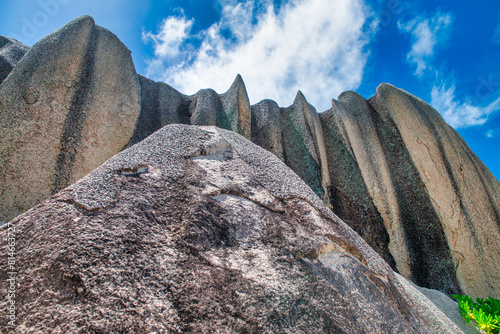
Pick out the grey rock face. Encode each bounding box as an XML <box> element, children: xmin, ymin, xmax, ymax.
<box><xmin>280</xmin><ymin>91</ymin><xmax>331</xmax><ymax>202</ymax></box>
<box><xmin>395</xmin><ymin>274</ymin><xmax>479</xmax><ymax>334</ymax></box>
<box><xmin>326</xmin><ymin>90</ymin><xmax>461</xmax><ymax>296</ymax></box>
<box><xmin>187</xmin><ymin>74</ymin><xmax>251</xmax><ymax>137</ymax></box>
<box><xmin>1</xmin><ymin>15</ymin><xmax>498</xmax><ymax>303</ymax></box>
<box><xmin>133</xmin><ymin>78</ymin><xmax>497</xmax><ymax>299</ymax></box>
<box><xmin>188</xmin><ymin>88</ymin><xmax>223</xmax><ymax>127</ymax></box>
<box><xmin>128</xmin><ymin>75</ymin><xmax>190</xmax><ymax>146</ymax></box>
<box><xmin>130</xmin><ymin>74</ymin><xmax>252</xmax><ymax>147</ymax></box>
<box><xmin>219</xmin><ymin>74</ymin><xmax>252</xmax><ymax>139</ymax></box>
<box><xmin>0</xmin><ymin>16</ymin><xmax>140</xmax><ymax>222</ymax></box>
<box><xmin>1</xmin><ymin>124</ymin><xmax>440</xmax><ymax>333</ymax></box>
<box><xmin>0</xmin><ymin>36</ymin><xmax>29</xmax><ymax>84</ymax></box>
<box><xmin>320</xmin><ymin>100</ymin><xmax>396</xmax><ymax>270</ymax></box>
<box><xmin>251</xmin><ymin>99</ymin><xmax>284</xmax><ymax>160</ymax></box>
<box><xmin>368</xmin><ymin>83</ymin><xmax>500</xmax><ymax>299</ymax></box>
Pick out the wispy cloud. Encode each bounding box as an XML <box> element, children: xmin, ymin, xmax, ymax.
<box><xmin>486</xmin><ymin>129</ymin><xmax>498</xmax><ymax>138</ymax></box>
<box><xmin>431</xmin><ymin>80</ymin><xmax>500</xmax><ymax>128</ymax></box>
<box><xmin>142</xmin><ymin>15</ymin><xmax>194</xmax><ymax>59</ymax></box>
<box><xmin>142</xmin><ymin>0</ymin><xmax>375</xmax><ymax>110</ymax></box>
<box><xmin>396</xmin><ymin>10</ymin><xmax>500</xmax><ymax>129</ymax></box>
<box><xmin>398</xmin><ymin>11</ymin><xmax>453</xmax><ymax>76</ymax></box>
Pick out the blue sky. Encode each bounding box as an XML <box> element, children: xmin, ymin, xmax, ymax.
<box><xmin>1</xmin><ymin>0</ymin><xmax>500</xmax><ymax>180</ymax></box>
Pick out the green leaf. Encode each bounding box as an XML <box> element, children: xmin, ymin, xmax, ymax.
<box><xmin>485</xmin><ymin>297</ymin><xmax>500</xmax><ymax>315</ymax></box>
<box><xmin>473</xmin><ymin>308</ymin><xmax>499</xmax><ymax>334</ymax></box>
<box><xmin>454</xmin><ymin>294</ymin><xmax>500</xmax><ymax>333</ymax></box>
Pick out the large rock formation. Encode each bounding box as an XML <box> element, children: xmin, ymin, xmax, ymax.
<box><xmin>129</xmin><ymin>73</ymin><xmax>252</xmax><ymax>146</ymax></box>
<box><xmin>1</xmin><ymin>15</ymin><xmax>498</xmax><ymax>302</ymax></box>
<box><xmin>322</xmin><ymin>90</ymin><xmax>462</xmax><ymax>295</ymax></box>
<box><xmin>0</xmin><ymin>16</ymin><xmax>141</xmax><ymax>222</ymax></box>
<box><xmin>0</xmin><ymin>36</ymin><xmax>29</xmax><ymax>84</ymax></box>
<box><xmin>368</xmin><ymin>84</ymin><xmax>500</xmax><ymax>299</ymax></box>
<box><xmin>321</xmin><ymin>85</ymin><xmax>500</xmax><ymax>299</ymax></box>
<box><xmin>1</xmin><ymin>124</ymin><xmax>470</xmax><ymax>333</ymax></box>
<box><xmin>132</xmin><ymin>78</ymin><xmax>500</xmax><ymax>299</ymax></box>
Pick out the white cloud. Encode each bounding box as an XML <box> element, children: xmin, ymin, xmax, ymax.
<box><xmin>398</xmin><ymin>11</ymin><xmax>453</xmax><ymax>77</ymax></box>
<box><xmin>399</xmin><ymin>11</ymin><xmax>500</xmax><ymax>129</ymax></box>
<box><xmin>486</xmin><ymin>129</ymin><xmax>498</xmax><ymax>138</ymax></box>
<box><xmin>142</xmin><ymin>0</ymin><xmax>374</xmax><ymax>111</ymax></box>
<box><xmin>142</xmin><ymin>16</ymin><xmax>194</xmax><ymax>58</ymax></box>
<box><xmin>431</xmin><ymin>81</ymin><xmax>500</xmax><ymax>128</ymax></box>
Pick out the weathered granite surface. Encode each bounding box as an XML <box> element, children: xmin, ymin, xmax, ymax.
<box><xmin>0</xmin><ymin>16</ymin><xmax>140</xmax><ymax>222</ymax></box>
<box><xmin>368</xmin><ymin>84</ymin><xmax>500</xmax><ymax>299</ymax></box>
<box><xmin>395</xmin><ymin>274</ymin><xmax>478</xmax><ymax>334</ymax></box>
<box><xmin>132</xmin><ymin>76</ymin><xmax>500</xmax><ymax>299</ymax></box>
<box><xmin>1</xmin><ymin>16</ymin><xmax>498</xmax><ymax>301</ymax></box>
<box><xmin>0</xmin><ymin>124</ymin><xmax>450</xmax><ymax>333</ymax></box>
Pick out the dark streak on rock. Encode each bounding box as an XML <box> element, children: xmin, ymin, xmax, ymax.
<box><xmin>319</xmin><ymin>108</ymin><xmax>397</xmax><ymax>270</ymax></box>
<box><xmin>369</xmin><ymin>97</ymin><xmax>462</xmax><ymax>296</ymax></box>
<box><xmin>52</xmin><ymin>26</ymin><xmax>97</xmax><ymax>194</ymax></box>
<box><xmin>129</xmin><ymin>75</ymin><xmax>162</xmax><ymax>145</ymax></box>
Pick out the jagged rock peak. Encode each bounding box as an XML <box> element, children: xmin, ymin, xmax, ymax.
<box><xmin>228</xmin><ymin>73</ymin><xmax>245</xmax><ymax>90</ymax></box>
<box><xmin>220</xmin><ymin>74</ymin><xmax>252</xmax><ymax>139</ymax></box>
<box><xmin>292</xmin><ymin>89</ymin><xmax>317</xmax><ymax>111</ymax></box>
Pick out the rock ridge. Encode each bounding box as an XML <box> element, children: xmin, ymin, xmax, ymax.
<box><xmin>0</xmin><ymin>124</ymin><xmax>446</xmax><ymax>333</ymax></box>
<box><xmin>1</xmin><ymin>16</ymin><xmax>499</xmax><ymax>301</ymax></box>
<box><xmin>133</xmin><ymin>75</ymin><xmax>500</xmax><ymax>299</ymax></box>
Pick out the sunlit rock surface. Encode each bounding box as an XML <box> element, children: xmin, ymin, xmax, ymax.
<box><xmin>0</xmin><ymin>124</ymin><xmax>445</xmax><ymax>333</ymax></box>
<box><xmin>1</xmin><ymin>16</ymin><xmax>499</xmax><ymax>301</ymax></box>
<box><xmin>0</xmin><ymin>16</ymin><xmax>140</xmax><ymax>222</ymax></box>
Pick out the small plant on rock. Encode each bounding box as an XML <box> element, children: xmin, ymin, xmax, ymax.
<box><xmin>453</xmin><ymin>294</ymin><xmax>500</xmax><ymax>334</ymax></box>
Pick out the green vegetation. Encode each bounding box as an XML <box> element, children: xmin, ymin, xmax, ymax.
<box><xmin>453</xmin><ymin>294</ymin><xmax>500</xmax><ymax>334</ymax></box>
